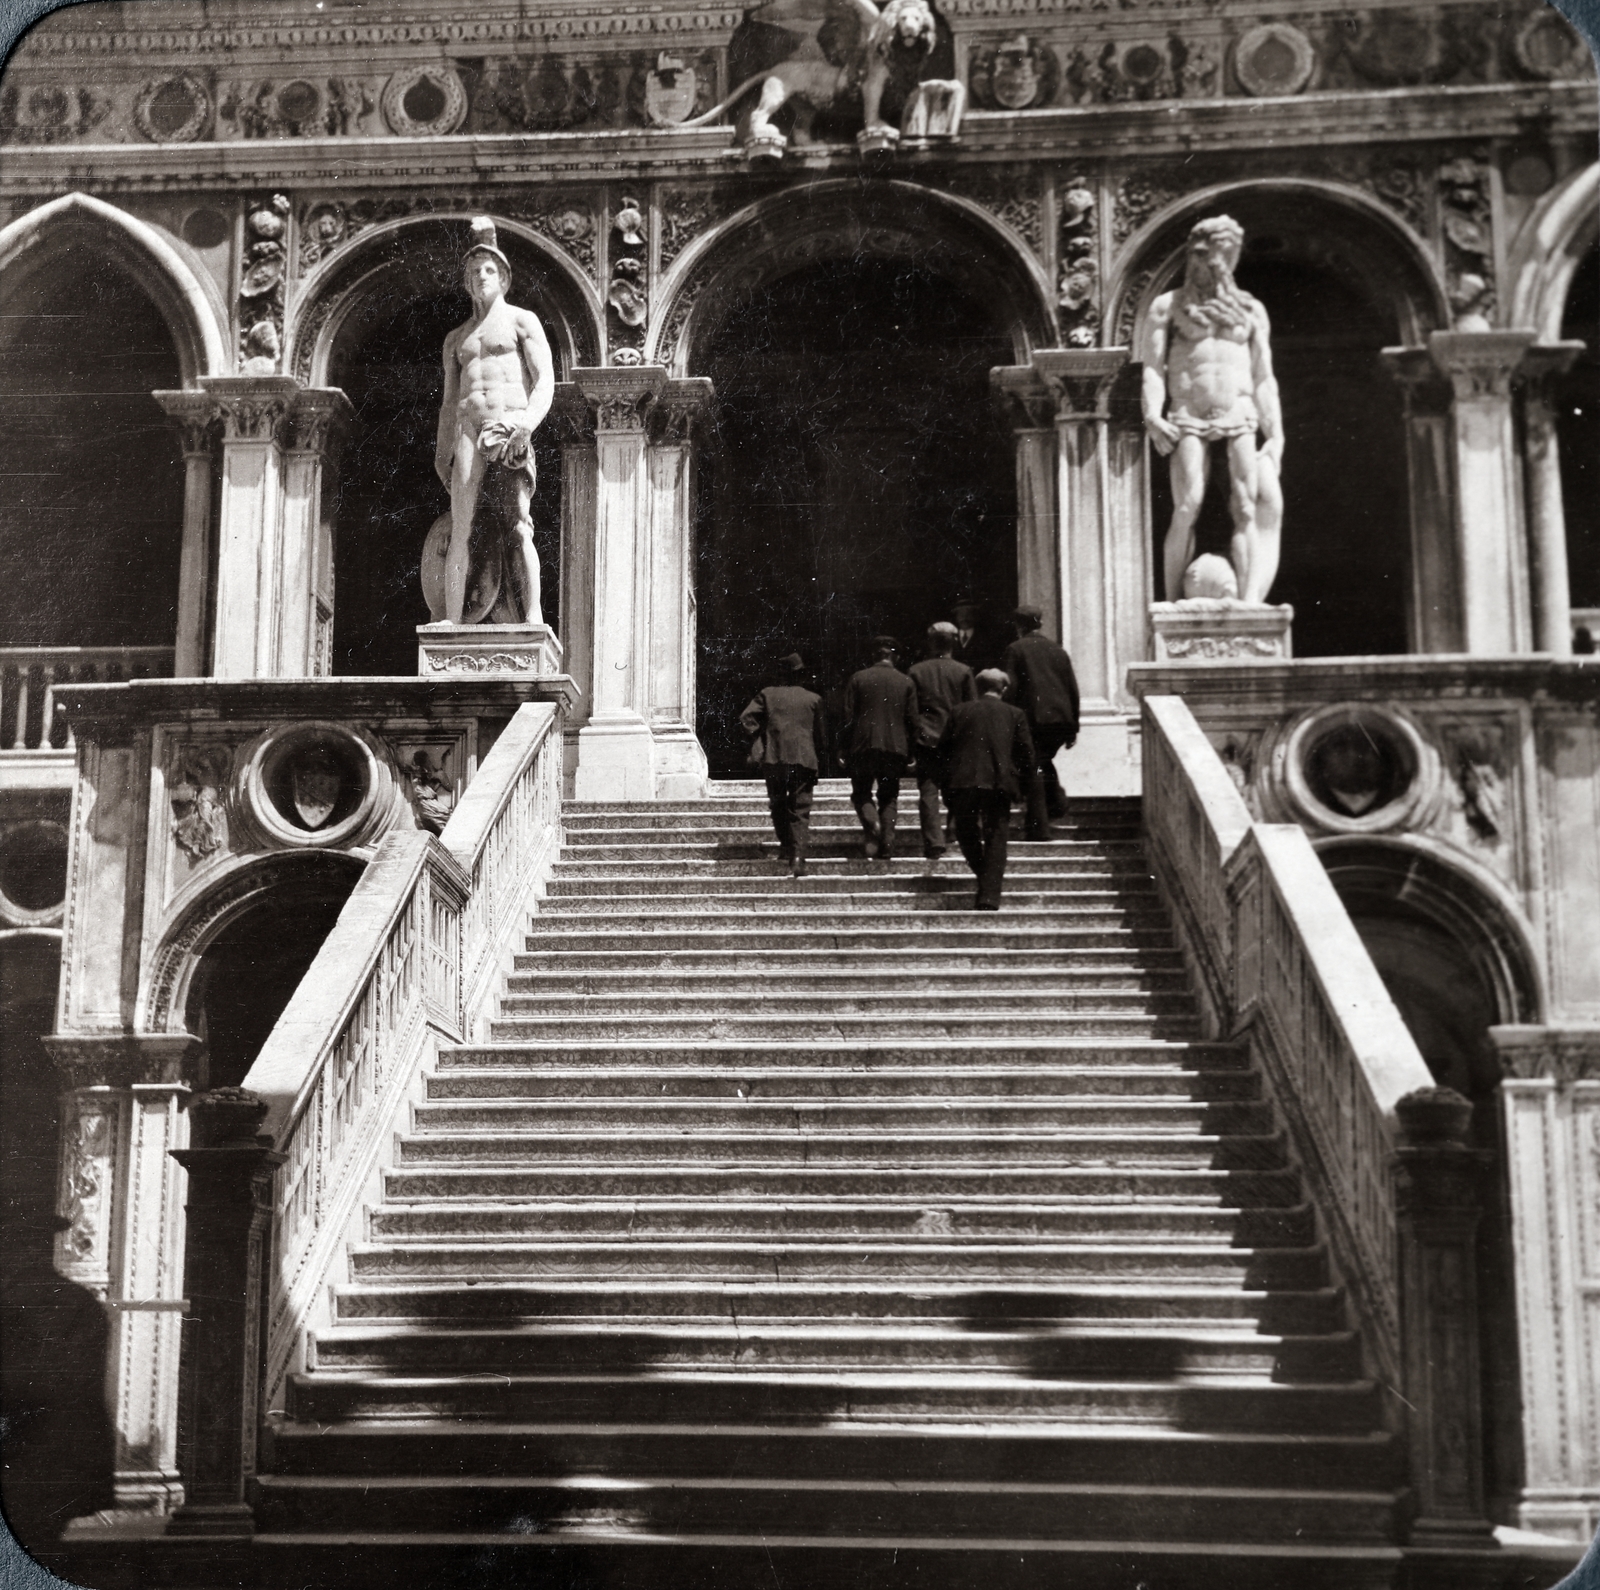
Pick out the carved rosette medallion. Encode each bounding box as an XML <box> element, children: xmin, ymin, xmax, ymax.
<box><xmin>1232</xmin><ymin>24</ymin><xmax>1317</xmax><ymax>97</ymax></box>
<box><xmin>381</xmin><ymin>66</ymin><xmax>468</xmax><ymax>137</ymax></box>
<box><xmin>134</xmin><ymin>74</ymin><xmax>212</xmax><ymax>143</ymax></box>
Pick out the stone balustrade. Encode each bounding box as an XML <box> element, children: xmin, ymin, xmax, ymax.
<box><xmin>0</xmin><ymin>645</ymin><xmax>172</xmax><ymax>756</ymax></box>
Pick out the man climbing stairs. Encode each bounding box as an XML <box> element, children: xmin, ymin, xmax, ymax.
<box><xmin>253</xmin><ymin>784</ymin><xmax>1404</xmax><ymax>1588</ymax></box>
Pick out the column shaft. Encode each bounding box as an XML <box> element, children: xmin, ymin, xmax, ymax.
<box><xmin>1520</xmin><ymin>345</ymin><xmax>1585</xmax><ymax>657</ymax></box>
<box><xmin>278</xmin><ymin>391</ymin><xmax>350</xmax><ymax>676</ymax></box>
<box><xmin>153</xmin><ymin>392</ymin><xmax>220</xmax><ymax>678</ymax></box>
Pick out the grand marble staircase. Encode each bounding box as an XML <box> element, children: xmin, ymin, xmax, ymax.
<box><xmin>253</xmin><ymin>784</ymin><xmax>1404</xmax><ymax>1587</ymax></box>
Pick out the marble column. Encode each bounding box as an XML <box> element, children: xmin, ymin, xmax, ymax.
<box><xmin>1427</xmin><ymin>331</ymin><xmax>1537</xmax><ymax>655</ymax></box>
<box><xmin>279</xmin><ymin>389</ymin><xmax>351</xmax><ymax>677</ymax></box>
<box><xmin>571</xmin><ymin>367</ymin><xmax>667</xmax><ymax>802</ymax></box>
<box><xmin>552</xmin><ymin>386</ymin><xmax>598</xmax><ymax>791</ymax></box>
<box><xmin>197</xmin><ymin>377</ymin><xmax>301</xmax><ymax>680</ymax></box>
<box><xmin>991</xmin><ymin>366</ymin><xmax>1060</xmax><ymax>639</ymax></box>
<box><xmin>1380</xmin><ymin>348</ymin><xmax>1463</xmax><ymax>655</ymax></box>
<box><xmin>1491</xmin><ymin>1025</ymin><xmax>1600</xmax><ymax>1543</ymax></box>
<box><xmin>1519</xmin><ymin>343</ymin><xmax>1585</xmax><ymax>658</ymax></box>
<box><xmin>152</xmin><ymin>392</ymin><xmax>219</xmax><ymax>679</ymax></box>
<box><xmin>647</xmin><ymin>378</ymin><xmax>713</xmax><ymax>799</ymax></box>
<box><xmin>43</xmin><ymin>1033</ymin><xmax>199</xmax><ymax>1517</ymax></box>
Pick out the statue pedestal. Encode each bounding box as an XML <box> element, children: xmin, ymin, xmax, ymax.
<box><xmin>416</xmin><ymin>622</ymin><xmax>564</xmax><ymax>678</ymax></box>
<box><xmin>1149</xmin><ymin>600</ymin><xmax>1294</xmax><ymax>661</ymax></box>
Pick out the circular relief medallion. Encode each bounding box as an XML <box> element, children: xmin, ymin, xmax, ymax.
<box><xmin>381</xmin><ymin>66</ymin><xmax>467</xmax><ymax>137</ymax></box>
<box><xmin>134</xmin><ymin>73</ymin><xmax>212</xmax><ymax>143</ymax></box>
<box><xmin>1282</xmin><ymin>706</ymin><xmax>1433</xmax><ymax>834</ymax></box>
<box><xmin>1233</xmin><ymin>23</ymin><xmax>1315</xmax><ymax>97</ymax></box>
<box><xmin>243</xmin><ymin>723</ymin><xmax>384</xmax><ymax>849</ymax></box>
<box><xmin>0</xmin><ymin>819</ymin><xmax>69</xmax><ymax>927</ymax></box>
<box><xmin>1513</xmin><ymin>9</ymin><xmax>1590</xmax><ymax>80</ymax></box>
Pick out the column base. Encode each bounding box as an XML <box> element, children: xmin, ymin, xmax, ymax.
<box><xmin>1061</xmin><ymin>710</ymin><xmax>1141</xmax><ymax>798</ymax></box>
<box><xmin>109</xmin><ymin>1472</ymin><xmax>185</xmax><ymax>1517</ymax></box>
<box><xmin>1149</xmin><ymin>600</ymin><xmax>1294</xmax><ymax>661</ymax></box>
<box><xmin>164</xmin><ymin>1502</ymin><xmax>256</xmax><ymax>1538</ymax></box>
<box><xmin>574</xmin><ymin>716</ymin><xmax>656</xmax><ymax>802</ymax></box>
<box><xmin>417</xmin><ymin>622</ymin><xmax>564</xmax><ymax>678</ymax></box>
<box><xmin>1516</xmin><ymin>1494</ymin><xmax>1600</xmax><ymax>1543</ymax></box>
<box><xmin>652</xmin><ymin>723</ymin><xmax>708</xmax><ymax>800</ymax></box>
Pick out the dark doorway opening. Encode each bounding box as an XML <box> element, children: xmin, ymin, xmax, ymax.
<box><xmin>0</xmin><ymin>247</ymin><xmax>184</xmax><ymax>648</ymax></box>
<box><xmin>0</xmin><ymin>936</ymin><xmax>115</xmax><ymax>1555</ymax></box>
<box><xmin>1146</xmin><ymin>224</ymin><xmax>1410</xmax><ymax>659</ymax></box>
<box><xmin>184</xmin><ymin>867</ymin><xmax>357</xmax><ymax>1091</ymax></box>
<box><xmin>328</xmin><ymin>257</ymin><xmax>562</xmax><ymax>678</ymax></box>
<box><xmin>1558</xmin><ymin>241</ymin><xmax>1598</xmax><ymax>624</ymax></box>
<box><xmin>694</xmin><ymin>258</ymin><xmax>1016</xmax><ymax>777</ymax></box>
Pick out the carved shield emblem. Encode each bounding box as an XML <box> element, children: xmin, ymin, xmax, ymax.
<box><xmin>645</xmin><ymin>55</ymin><xmax>698</xmax><ymax>125</ymax></box>
<box><xmin>290</xmin><ymin>746</ymin><xmax>344</xmax><ymax>830</ymax></box>
<box><xmin>992</xmin><ymin>37</ymin><xmax>1040</xmax><ymax>108</ymax></box>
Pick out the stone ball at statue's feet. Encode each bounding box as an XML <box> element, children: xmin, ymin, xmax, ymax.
<box><xmin>1182</xmin><ymin>554</ymin><xmax>1239</xmax><ymax>601</ymax></box>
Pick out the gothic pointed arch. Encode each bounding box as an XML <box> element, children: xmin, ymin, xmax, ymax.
<box><xmin>0</xmin><ymin>192</ymin><xmax>228</xmax><ymax>384</ymax></box>
<box><xmin>650</xmin><ymin>178</ymin><xmax>1056</xmax><ymax>375</ymax></box>
<box><xmin>1505</xmin><ymin>160</ymin><xmax>1598</xmax><ymax>338</ymax></box>
<box><xmin>287</xmin><ymin>212</ymin><xmax>604</xmax><ymax>386</ymax></box>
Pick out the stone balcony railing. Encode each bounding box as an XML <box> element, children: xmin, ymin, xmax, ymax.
<box><xmin>0</xmin><ymin>646</ymin><xmax>174</xmax><ymax>765</ymax></box>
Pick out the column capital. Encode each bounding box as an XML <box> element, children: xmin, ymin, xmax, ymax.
<box><xmin>1379</xmin><ymin>345</ymin><xmax>1454</xmax><ymax>418</ymax></box>
<box><xmin>989</xmin><ymin>365</ymin><xmax>1055</xmax><ymax>430</ymax></box>
<box><xmin>43</xmin><ymin>1032</ymin><xmax>201</xmax><ymax>1089</ymax></box>
<box><xmin>153</xmin><ymin>389</ymin><xmax>221</xmax><ymax>456</ymax></box>
<box><xmin>572</xmin><ymin>365</ymin><xmax>670</xmax><ymax>432</ymax></box>
<box><xmin>285</xmin><ymin>386</ymin><xmax>352</xmax><ymax>458</ymax></box>
<box><xmin>198</xmin><ymin>375</ymin><xmax>304</xmax><ymax>444</ymax></box>
<box><xmin>1426</xmin><ymin>329</ymin><xmax>1538</xmax><ymax>402</ymax></box>
<box><xmin>1491</xmin><ymin>1022</ymin><xmax>1600</xmax><ymax>1086</ymax></box>
<box><xmin>1032</xmin><ymin>347</ymin><xmax>1132</xmax><ymax>421</ymax></box>
<box><xmin>1517</xmin><ymin>340</ymin><xmax>1586</xmax><ymax>410</ymax></box>
<box><xmin>649</xmin><ymin>377</ymin><xmax>714</xmax><ymax>446</ymax></box>
<box><xmin>548</xmin><ymin>382</ymin><xmax>595</xmax><ymax>446</ymax></box>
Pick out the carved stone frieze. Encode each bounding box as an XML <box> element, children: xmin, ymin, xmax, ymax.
<box><xmin>1056</xmin><ymin>173</ymin><xmax>1099</xmax><ymax>347</ymax></box>
<box><xmin>940</xmin><ymin>165</ymin><xmax>1044</xmax><ymax>257</ymax></box>
<box><xmin>0</xmin><ymin>80</ymin><xmax>110</xmax><ymax>145</ymax></box>
<box><xmin>134</xmin><ymin>74</ymin><xmax>213</xmax><ymax>143</ymax></box>
<box><xmin>219</xmin><ymin>77</ymin><xmax>377</xmax><ymax>140</ymax></box>
<box><xmin>1060</xmin><ymin>34</ymin><xmax>1221</xmax><ymax>106</ymax></box>
<box><xmin>381</xmin><ymin>66</ymin><xmax>467</xmax><ymax>137</ymax></box>
<box><xmin>968</xmin><ymin>35</ymin><xmax>1060</xmax><ymax>110</ymax></box>
<box><xmin>1437</xmin><ymin>154</ymin><xmax>1496</xmax><ymax>326</ymax></box>
<box><xmin>168</xmin><ymin>743</ymin><xmax>232</xmax><ymax>863</ymax></box>
<box><xmin>469</xmin><ymin>51</ymin><xmax>716</xmax><ymax>135</ymax></box>
<box><xmin>1112</xmin><ymin>168</ymin><xmax>1187</xmax><ymax>247</ymax></box>
<box><xmin>1495</xmin><ymin>1027</ymin><xmax>1600</xmax><ymax>1085</ymax></box>
<box><xmin>59</xmin><ymin>1099</ymin><xmax>112</xmax><ymax>1267</ymax></box>
<box><xmin>659</xmin><ymin>186</ymin><xmax>742</xmax><ymax>273</ymax></box>
<box><xmin>608</xmin><ymin>195</ymin><xmax>650</xmax><ymax>363</ymax></box>
<box><xmin>1311</xmin><ymin>4</ymin><xmax>1510</xmax><ymax>93</ymax></box>
<box><xmin>1232</xmin><ymin>23</ymin><xmax>1316</xmax><ymax>97</ymax></box>
<box><xmin>239</xmin><ymin>194</ymin><xmax>291</xmax><ymax>372</ymax></box>
<box><xmin>393</xmin><ymin>746</ymin><xmax>457</xmax><ymax>835</ymax></box>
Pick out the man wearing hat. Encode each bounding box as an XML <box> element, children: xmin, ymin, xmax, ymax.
<box><xmin>435</xmin><ymin>217</ymin><xmax>555</xmax><ymax>626</ymax></box>
<box><xmin>842</xmin><ymin>637</ymin><xmax>920</xmax><ymax>860</ymax></box>
<box><xmin>741</xmin><ymin>654</ymin><xmax>829</xmax><ymax>877</ymax></box>
<box><xmin>1001</xmin><ymin>606</ymin><xmax>1081</xmax><ymax>842</ymax></box>
<box><xmin>940</xmin><ymin>669</ymin><xmax>1036</xmax><ymax>911</ymax></box>
<box><xmin>908</xmin><ymin>622</ymin><xmax>977</xmax><ymax>864</ymax></box>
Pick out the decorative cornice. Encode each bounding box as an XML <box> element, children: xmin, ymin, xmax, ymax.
<box><xmin>42</xmin><ymin>1032</ymin><xmax>200</xmax><ymax>1089</ymax></box>
<box><xmin>1491</xmin><ymin>1025</ymin><xmax>1600</xmax><ymax>1085</ymax></box>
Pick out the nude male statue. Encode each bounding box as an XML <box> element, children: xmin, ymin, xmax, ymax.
<box><xmin>1142</xmin><ymin>215</ymin><xmax>1285</xmax><ymax>605</ymax></box>
<box><xmin>433</xmin><ymin>217</ymin><xmax>555</xmax><ymax>626</ymax></box>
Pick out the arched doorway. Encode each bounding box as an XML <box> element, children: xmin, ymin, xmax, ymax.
<box><xmin>1558</xmin><ymin>239</ymin><xmax>1598</xmax><ymax>628</ymax></box>
<box><xmin>0</xmin><ymin>241</ymin><xmax>184</xmax><ymax>649</ymax></box>
<box><xmin>1120</xmin><ymin>186</ymin><xmax>1444</xmax><ymax>658</ymax></box>
<box><xmin>1319</xmin><ymin>839</ymin><xmax>1540</xmax><ymax>1524</ymax></box>
<box><xmin>674</xmin><ymin>188</ymin><xmax>1046</xmax><ymax>777</ymax></box>
<box><xmin>306</xmin><ymin>218</ymin><xmax>599</xmax><ymax>676</ymax></box>
<box><xmin>182</xmin><ymin>861</ymin><xmax>359</xmax><ymax>1090</ymax></box>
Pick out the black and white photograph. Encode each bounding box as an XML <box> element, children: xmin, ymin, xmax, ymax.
<box><xmin>0</xmin><ymin>0</ymin><xmax>1597</xmax><ymax>1582</ymax></box>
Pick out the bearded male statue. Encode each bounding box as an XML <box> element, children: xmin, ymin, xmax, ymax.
<box><xmin>426</xmin><ymin>218</ymin><xmax>555</xmax><ymax>626</ymax></box>
<box><xmin>1142</xmin><ymin>216</ymin><xmax>1284</xmax><ymax>605</ymax></box>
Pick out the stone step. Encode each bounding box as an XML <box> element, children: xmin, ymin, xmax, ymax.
<box><xmin>510</xmin><ymin>947</ymin><xmax>1189</xmax><ymax>975</ymax></box>
<box><xmin>423</xmin><ymin>1065</ymin><xmax>1259</xmax><ymax>1101</ymax></box>
<box><xmin>558</xmin><ymin>839</ymin><xmax>1143</xmax><ymax>861</ymax></box>
<box><xmin>344</xmin><ymin>1238</ymin><xmax>1326</xmax><ymax>1288</ymax></box>
<box><xmin>545</xmin><ymin>873</ymin><xmax>1159</xmax><ymax>898</ymax></box>
<box><xmin>253</xmin><ymin>1469</ymin><xmax>1397</xmax><ymax>1544</ymax></box>
<box><xmin>530</xmin><ymin>901</ymin><xmax>1172</xmax><ymax>928</ymax></box>
<box><xmin>496</xmin><ymin>991</ymin><xmax>1197</xmax><ymax>1022</ymax></box>
<box><xmin>331</xmin><ymin>1279</ymin><xmax>1348</xmax><ymax>1333</ymax></box>
<box><xmin>367</xmin><ymin>1200</ymin><xmax>1314</xmax><ymax>1246</ymax></box>
<box><xmin>487</xmin><ymin>1013</ymin><xmax>1202</xmax><ymax>1042</ymax></box>
<box><xmin>500</xmin><ymin>966</ymin><xmax>1192</xmax><ymax>998</ymax></box>
<box><xmin>309</xmin><ymin>1319</ymin><xmax>1356</xmax><ymax>1379</ymax></box>
<box><xmin>283</xmin><ymin>1367</ymin><xmax>1373</xmax><ymax>1432</ymax></box>
<box><xmin>383</xmin><ymin>1163</ymin><xmax>1303</xmax><ymax>1204</ymax></box>
<box><xmin>550</xmin><ymin>858</ymin><xmax>1153</xmax><ymax>881</ymax></box>
<box><xmin>560</xmin><ymin>808</ymin><xmax>1143</xmax><ymax>831</ymax></box>
<box><xmin>408</xmin><ymin>1098</ymin><xmax>1270</xmax><ymax>1135</ymax></box>
<box><xmin>520</xmin><ymin>926</ymin><xmax>1183</xmax><ymax>954</ymax></box>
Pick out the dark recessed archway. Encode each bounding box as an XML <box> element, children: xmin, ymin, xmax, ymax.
<box><xmin>1558</xmin><ymin>240</ymin><xmax>1598</xmax><ymax>622</ymax></box>
<box><xmin>690</xmin><ymin>255</ymin><xmax>1017</xmax><ymax>777</ymax></box>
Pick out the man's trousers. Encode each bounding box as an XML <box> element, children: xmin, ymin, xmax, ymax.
<box><xmin>915</xmin><ymin>748</ymin><xmax>949</xmax><ymax>858</ymax></box>
<box><xmin>949</xmin><ymin>788</ymin><xmax>1013</xmax><ymax>910</ymax></box>
<box><xmin>850</xmin><ymin>752</ymin><xmax>906</xmax><ymax>857</ymax></box>
<box><xmin>1024</xmin><ymin>723</ymin><xmax>1072</xmax><ymax>841</ymax></box>
<box><xmin>764</xmin><ymin>765</ymin><xmax>816</xmax><ymax>860</ymax></box>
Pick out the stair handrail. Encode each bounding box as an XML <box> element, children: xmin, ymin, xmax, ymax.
<box><xmin>230</xmin><ymin>701</ymin><xmax>563</xmax><ymax>1421</ymax></box>
<box><xmin>1141</xmin><ymin>694</ymin><xmax>1435</xmax><ymax>1387</ymax></box>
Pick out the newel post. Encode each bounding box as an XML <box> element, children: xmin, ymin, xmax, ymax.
<box><xmin>167</xmin><ymin>1088</ymin><xmax>284</xmax><ymax>1537</ymax></box>
<box><xmin>1392</xmin><ymin>1085</ymin><xmax>1496</xmax><ymax>1548</ymax></box>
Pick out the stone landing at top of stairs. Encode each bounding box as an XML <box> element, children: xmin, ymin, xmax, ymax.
<box><xmin>250</xmin><ymin>785</ymin><xmax>1405</xmax><ymax>1589</ymax></box>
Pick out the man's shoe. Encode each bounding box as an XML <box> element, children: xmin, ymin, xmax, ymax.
<box><xmin>975</xmin><ymin>898</ymin><xmax>1000</xmax><ymax>912</ymax></box>
<box><xmin>791</xmin><ymin>857</ymin><xmax>807</xmax><ymax>878</ymax></box>
<box><xmin>777</xmin><ymin>848</ymin><xmax>795</xmax><ymax>863</ymax></box>
<box><xmin>863</xmin><ymin>836</ymin><xmax>879</xmax><ymax>859</ymax></box>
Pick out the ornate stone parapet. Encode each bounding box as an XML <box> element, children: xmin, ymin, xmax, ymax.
<box><xmin>1149</xmin><ymin>599</ymin><xmax>1294</xmax><ymax>661</ymax></box>
<box><xmin>1490</xmin><ymin>1023</ymin><xmax>1600</xmax><ymax>1542</ymax></box>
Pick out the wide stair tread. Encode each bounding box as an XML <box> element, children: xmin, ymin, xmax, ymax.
<box><xmin>270</xmin><ymin>790</ymin><xmax>1399</xmax><ymax>1570</ymax></box>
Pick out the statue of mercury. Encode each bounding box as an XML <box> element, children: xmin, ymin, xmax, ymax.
<box><xmin>1141</xmin><ymin>215</ymin><xmax>1284</xmax><ymax>605</ymax></box>
<box><xmin>432</xmin><ymin>218</ymin><xmax>555</xmax><ymax>626</ymax></box>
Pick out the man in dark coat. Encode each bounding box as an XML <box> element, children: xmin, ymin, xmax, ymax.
<box><xmin>941</xmin><ymin>669</ymin><xmax>1035</xmax><ymax>911</ymax></box>
<box><xmin>842</xmin><ymin>636</ymin><xmax>919</xmax><ymax>860</ymax></box>
<box><xmin>740</xmin><ymin>653</ymin><xmax>828</xmax><ymax>878</ymax></box>
<box><xmin>908</xmin><ymin>621</ymin><xmax>976</xmax><ymax>864</ymax></box>
<box><xmin>1000</xmin><ymin>605</ymin><xmax>1081</xmax><ymax>842</ymax></box>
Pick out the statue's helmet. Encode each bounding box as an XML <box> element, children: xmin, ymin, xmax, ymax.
<box><xmin>463</xmin><ymin>216</ymin><xmax>513</xmax><ymax>289</ymax></box>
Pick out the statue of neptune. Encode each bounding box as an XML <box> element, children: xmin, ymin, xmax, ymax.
<box><xmin>1141</xmin><ymin>216</ymin><xmax>1285</xmax><ymax>605</ymax></box>
<box><xmin>431</xmin><ymin>218</ymin><xmax>555</xmax><ymax>626</ymax></box>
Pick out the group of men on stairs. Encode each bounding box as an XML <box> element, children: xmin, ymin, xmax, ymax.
<box><xmin>740</xmin><ymin>606</ymin><xmax>1082</xmax><ymax>908</ymax></box>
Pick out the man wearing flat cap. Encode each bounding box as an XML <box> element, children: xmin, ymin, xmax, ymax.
<box><xmin>741</xmin><ymin>654</ymin><xmax>829</xmax><ymax>877</ymax></box>
<box><xmin>1001</xmin><ymin>606</ymin><xmax>1081</xmax><ymax>842</ymax></box>
<box><xmin>842</xmin><ymin>636</ymin><xmax>920</xmax><ymax>860</ymax></box>
<box><xmin>435</xmin><ymin>216</ymin><xmax>555</xmax><ymax>626</ymax></box>
<box><xmin>908</xmin><ymin>622</ymin><xmax>976</xmax><ymax>865</ymax></box>
<box><xmin>940</xmin><ymin>669</ymin><xmax>1035</xmax><ymax>911</ymax></box>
